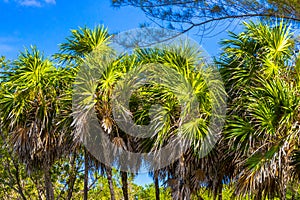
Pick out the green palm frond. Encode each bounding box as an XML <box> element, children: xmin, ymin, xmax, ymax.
<box><xmin>0</xmin><ymin>46</ymin><xmax>73</xmax><ymax>170</ymax></box>
<box><xmin>54</xmin><ymin>25</ymin><xmax>112</xmax><ymax>64</ymax></box>
<box><xmin>220</xmin><ymin>21</ymin><xmax>300</xmax><ymax>199</ymax></box>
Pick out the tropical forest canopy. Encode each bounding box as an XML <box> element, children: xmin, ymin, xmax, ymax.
<box><xmin>0</xmin><ymin>17</ymin><xmax>300</xmax><ymax>200</ymax></box>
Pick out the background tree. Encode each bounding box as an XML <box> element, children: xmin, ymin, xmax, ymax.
<box><xmin>112</xmin><ymin>0</ymin><xmax>300</xmax><ymax>35</ymax></box>
<box><xmin>2</xmin><ymin>19</ymin><xmax>300</xmax><ymax>200</ymax></box>
<box><xmin>219</xmin><ymin>21</ymin><xmax>300</xmax><ymax>199</ymax></box>
<box><xmin>0</xmin><ymin>46</ymin><xmax>74</xmax><ymax>200</ymax></box>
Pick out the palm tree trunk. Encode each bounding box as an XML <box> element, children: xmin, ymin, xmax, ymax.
<box><xmin>185</xmin><ymin>187</ymin><xmax>191</xmax><ymax>200</ymax></box>
<box><xmin>154</xmin><ymin>170</ymin><xmax>160</xmax><ymax>200</ymax></box>
<box><xmin>106</xmin><ymin>166</ymin><xmax>115</xmax><ymax>200</ymax></box>
<box><xmin>66</xmin><ymin>153</ymin><xmax>77</xmax><ymax>200</ymax></box>
<box><xmin>44</xmin><ymin>166</ymin><xmax>55</xmax><ymax>200</ymax></box>
<box><xmin>121</xmin><ymin>171</ymin><xmax>129</xmax><ymax>200</ymax></box>
<box><xmin>84</xmin><ymin>148</ymin><xmax>89</xmax><ymax>200</ymax></box>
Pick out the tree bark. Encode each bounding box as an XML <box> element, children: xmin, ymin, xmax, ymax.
<box><xmin>154</xmin><ymin>170</ymin><xmax>160</xmax><ymax>200</ymax></box>
<box><xmin>121</xmin><ymin>171</ymin><xmax>129</xmax><ymax>200</ymax></box>
<box><xmin>106</xmin><ymin>166</ymin><xmax>115</xmax><ymax>200</ymax></box>
<box><xmin>44</xmin><ymin>166</ymin><xmax>55</xmax><ymax>200</ymax></box>
<box><xmin>84</xmin><ymin>148</ymin><xmax>89</xmax><ymax>200</ymax></box>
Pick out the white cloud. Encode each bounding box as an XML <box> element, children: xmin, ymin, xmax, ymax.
<box><xmin>3</xmin><ymin>0</ymin><xmax>9</xmax><ymax>3</ymax></box>
<box><xmin>15</xmin><ymin>0</ymin><xmax>56</xmax><ymax>7</ymax></box>
<box><xmin>44</xmin><ymin>0</ymin><xmax>55</xmax><ymax>4</ymax></box>
<box><xmin>19</xmin><ymin>0</ymin><xmax>41</xmax><ymax>7</ymax></box>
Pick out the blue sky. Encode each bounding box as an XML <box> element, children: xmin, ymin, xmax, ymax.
<box><xmin>0</xmin><ymin>0</ymin><xmax>236</xmax><ymax>186</ymax></box>
<box><xmin>0</xmin><ymin>0</ymin><xmax>233</xmax><ymax>60</ymax></box>
<box><xmin>0</xmin><ymin>0</ymin><xmax>151</xmax><ymax>59</ymax></box>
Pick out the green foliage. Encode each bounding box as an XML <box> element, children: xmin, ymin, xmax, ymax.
<box><xmin>134</xmin><ymin>184</ymin><xmax>171</xmax><ymax>200</ymax></box>
<box><xmin>1</xmin><ymin>20</ymin><xmax>300</xmax><ymax>200</ymax></box>
<box><xmin>220</xmin><ymin>21</ymin><xmax>300</xmax><ymax>199</ymax></box>
<box><xmin>54</xmin><ymin>25</ymin><xmax>112</xmax><ymax>65</ymax></box>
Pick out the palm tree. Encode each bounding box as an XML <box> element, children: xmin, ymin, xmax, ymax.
<box><xmin>55</xmin><ymin>25</ymin><xmax>117</xmax><ymax>200</ymax></box>
<box><xmin>126</xmin><ymin>44</ymin><xmax>226</xmax><ymax>199</ymax></box>
<box><xmin>0</xmin><ymin>46</ymin><xmax>73</xmax><ymax>200</ymax></box>
<box><xmin>219</xmin><ymin>21</ymin><xmax>300</xmax><ymax>199</ymax></box>
<box><xmin>73</xmin><ymin>51</ymin><xmax>142</xmax><ymax>200</ymax></box>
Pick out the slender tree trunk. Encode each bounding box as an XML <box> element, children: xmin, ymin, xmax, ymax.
<box><xmin>179</xmin><ymin>156</ymin><xmax>185</xmax><ymax>200</ymax></box>
<box><xmin>121</xmin><ymin>171</ymin><xmax>129</xmax><ymax>200</ymax></box>
<box><xmin>44</xmin><ymin>166</ymin><xmax>55</xmax><ymax>200</ymax></box>
<box><xmin>66</xmin><ymin>153</ymin><xmax>77</xmax><ymax>200</ymax></box>
<box><xmin>185</xmin><ymin>187</ymin><xmax>191</xmax><ymax>200</ymax></box>
<box><xmin>282</xmin><ymin>185</ymin><xmax>287</xmax><ymax>200</ymax></box>
<box><xmin>12</xmin><ymin>160</ymin><xmax>27</xmax><ymax>200</ymax></box>
<box><xmin>218</xmin><ymin>185</ymin><xmax>222</xmax><ymax>200</ymax></box>
<box><xmin>154</xmin><ymin>170</ymin><xmax>160</xmax><ymax>200</ymax></box>
<box><xmin>84</xmin><ymin>148</ymin><xmax>89</xmax><ymax>200</ymax></box>
<box><xmin>106</xmin><ymin>166</ymin><xmax>115</xmax><ymax>200</ymax></box>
